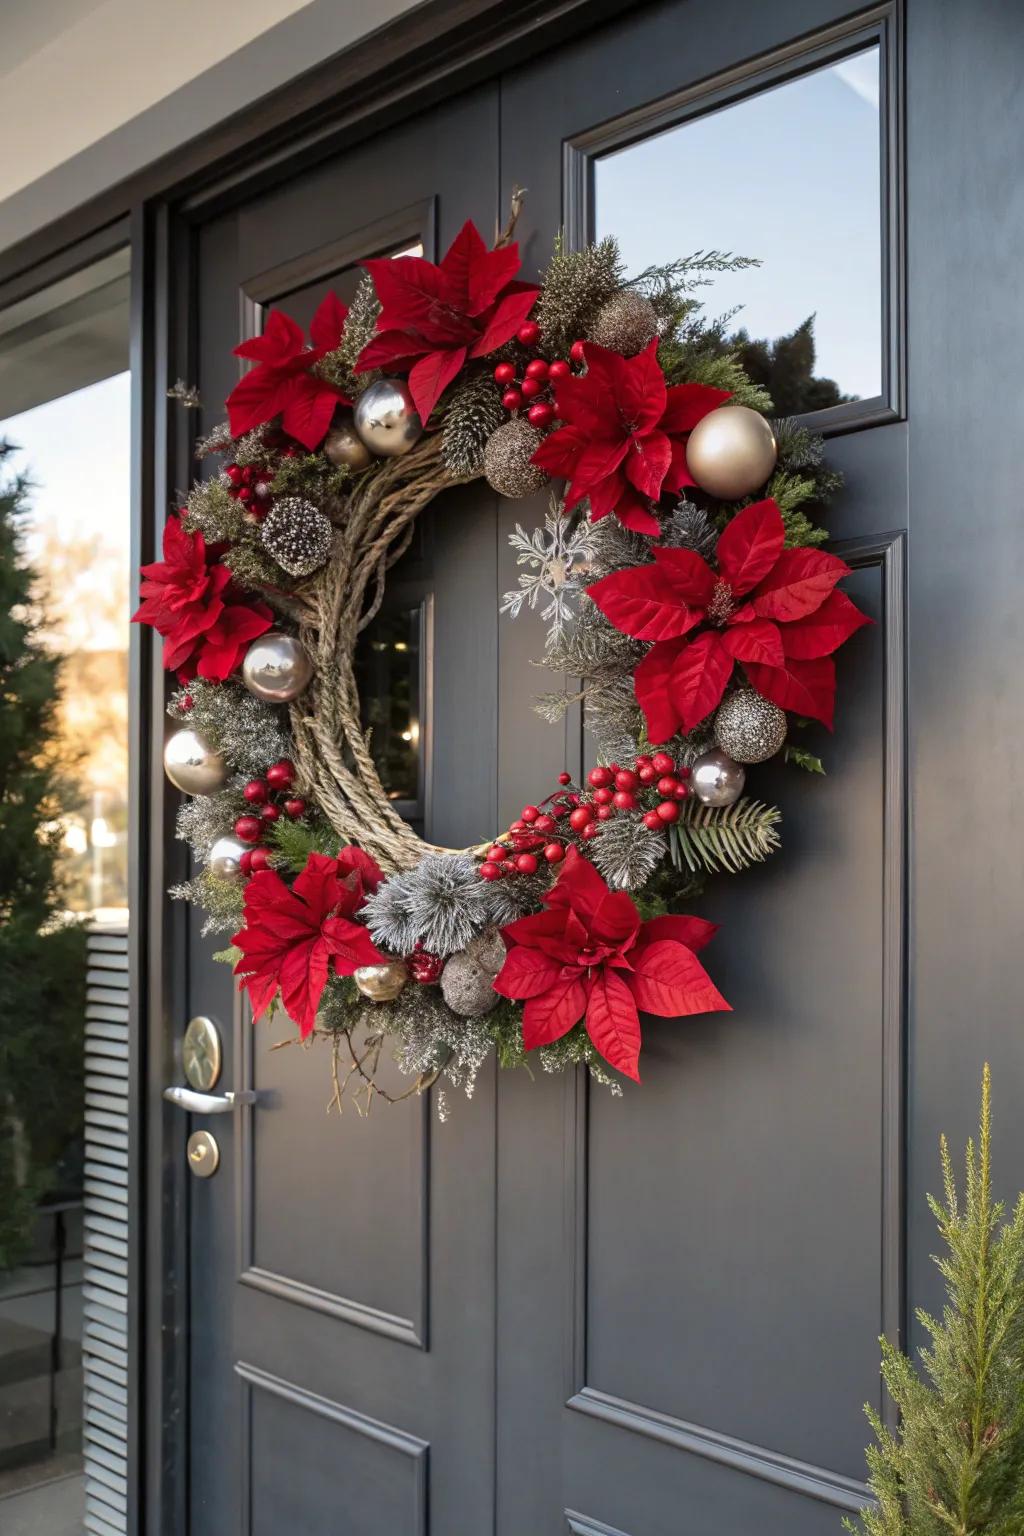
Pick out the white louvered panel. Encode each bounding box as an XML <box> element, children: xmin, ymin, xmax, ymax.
<box><xmin>83</xmin><ymin>927</ymin><xmax>130</xmax><ymax>1536</ymax></box>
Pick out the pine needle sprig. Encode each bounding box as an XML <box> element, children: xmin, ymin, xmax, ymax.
<box><xmin>668</xmin><ymin>796</ymin><xmax>782</xmax><ymax>875</ymax></box>
<box><xmin>441</xmin><ymin>369</ymin><xmax>505</xmax><ymax>477</ymax></box>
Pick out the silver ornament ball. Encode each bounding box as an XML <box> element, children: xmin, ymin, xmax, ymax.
<box><xmin>483</xmin><ymin>419</ymin><xmax>547</xmax><ymax>499</ymax></box>
<box><xmin>323</xmin><ymin>414</ymin><xmax>373</xmax><ymax>470</ymax></box>
<box><xmin>714</xmin><ymin>689</ymin><xmax>787</xmax><ymax>765</ymax></box>
<box><xmin>241</xmin><ymin>630</ymin><xmax>313</xmax><ymax>703</ymax></box>
<box><xmin>685</xmin><ymin>404</ymin><xmax>778</xmax><ymax>501</ymax></box>
<box><xmin>690</xmin><ymin>748</ymin><xmax>746</xmax><ymax>807</ymax></box>
<box><xmin>163</xmin><ymin>726</ymin><xmax>228</xmax><ymax>795</ymax></box>
<box><xmin>207</xmin><ymin>835</ymin><xmax>249</xmax><ymax>883</ymax></box>
<box><xmin>353</xmin><ymin>379</ymin><xmax>423</xmax><ymax>457</ymax></box>
<box><xmin>440</xmin><ymin>951</ymin><xmax>500</xmax><ymax>1018</ymax></box>
<box><xmin>463</xmin><ymin>927</ymin><xmax>506</xmax><ymax>977</ymax></box>
<box><xmin>586</xmin><ymin>290</ymin><xmax>659</xmax><ymax>356</ymax></box>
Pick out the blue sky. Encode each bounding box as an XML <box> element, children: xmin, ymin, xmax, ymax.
<box><xmin>595</xmin><ymin>48</ymin><xmax>881</xmax><ymax>400</ymax></box>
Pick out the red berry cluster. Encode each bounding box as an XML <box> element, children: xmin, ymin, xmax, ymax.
<box><xmin>233</xmin><ymin>759</ymin><xmax>307</xmax><ymax>876</ymax></box>
<box><xmin>476</xmin><ymin>753</ymin><xmax>690</xmax><ymax>883</ymax></box>
<box><xmin>225</xmin><ymin>461</ymin><xmax>275</xmax><ymax>520</ymax></box>
<box><xmin>494</xmin><ymin>325</ymin><xmax>587</xmax><ymax>431</ymax></box>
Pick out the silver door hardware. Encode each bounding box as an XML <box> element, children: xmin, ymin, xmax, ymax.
<box><xmin>163</xmin><ymin>1085</ymin><xmax>256</xmax><ymax>1114</ymax></box>
<box><xmin>182</xmin><ymin>1014</ymin><xmax>222</xmax><ymax>1091</ymax></box>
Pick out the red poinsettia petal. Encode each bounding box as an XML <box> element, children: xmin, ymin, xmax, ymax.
<box><xmin>750</xmin><ymin>547</ymin><xmax>851</xmax><ymax>623</ymax></box>
<box><xmin>407</xmin><ymin>346</ymin><xmax>467</xmax><ymax>423</ymax></box>
<box><xmin>652</xmin><ymin>546</ymin><xmax>717</xmax><ymax>608</ymax></box>
<box><xmin>715</xmin><ymin>498</ymin><xmax>786</xmax><ymax>596</ymax></box>
<box><xmin>542</xmin><ymin>846</ymin><xmax>614</xmax><ymax>928</ymax></box>
<box><xmin>292</xmin><ymin>851</ymin><xmax>343</xmax><ymax>915</ymax></box>
<box><xmin>744</xmin><ymin>656</ymin><xmax>836</xmax><ymax>729</ymax></box>
<box><xmin>322</xmin><ymin>917</ymin><xmax>386</xmax><ymax>975</ymax></box>
<box><xmin>626</xmin><ymin>938</ymin><xmax>731</xmax><ymax>1019</ymax></box>
<box><xmin>469</xmin><ymin>288</ymin><xmax>539</xmax><ymax>358</ymax></box>
<box><xmin>780</xmin><ymin>587</ymin><xmax>872</xmax><ymax>659</ymax></box>
<box><xmin>308</xmin><ymin>290</ymin><xmax>348</xmax><ymax>351</ymax></box>
<box><xmin>521</xmin><ymin>973</ymin><xmax>589</xmax><ymax>1050</ymax></box>
<box><xmin>664</xmin><ymin>438</ymin><xmax>697</xmax><ymax>494</ymax></box>
<box><xmin>234</xmin><ymin>307</ymin><xmax>305</xmax><ymax>365</ymax></box>
<box><xmin>226</xmin><ymin>366</ymin><xmax>295</xmax><ymax>439</ymax></box>
<box><xmin>335</xmin><ymin>846</ymin><xmax>386</xmax><ymax>895</ymax></box>
<box><xmin>279</xmin><ymin>372</ymin><xmax>348</xmax><ymax>451</ymax></box>
<box><xmin>549</xmin><ymin>372</ymin><xmax>621</xmax><ymax>439</ymax></box>
<box><xmin>587</xmin><ymin>564</ymin><xmax>700</xmax><ymax>643</ymax></box>
<box><xmin>612</xmin><ymin>491</ymin><xmax>662</xmax><ymax>536</ymax></box>
<box><xmin>636</xmin><ymin>913</ymin><xmax>718</xmax><ymax>954</ymax></box>
<box><xmin>441</xmin><ymin>222</ymin><xmax>517</xmax><ymax>312</ymax></box>
<box><xmin>668</xmin><ymin>631</ymin><xmax>734</xmax><ymax>734</ymax></box>
<box><xmin>531</xmin><ymin>424</ymin><xmax>586</xmax><ymax>481</ymax></box>
<box><xmin>660</xmin><ymin>383</ymin><xmax>731</xmax><ymax>435</ymax></box>
<box><xmin>493</xmin><ymin>945</ymin><xmax>565</xmax><ymax>1000</ymax></box>
<box><xmin>585</xmin><ymin>968</ymin><xmax>643</xmax><ymax>1082</ymax></box>
<box><xmin>275</xmin><ymin>937</ymin><xmax>327</xmax><ymax>1039</ymax></box>
<box><xmin>195</xmin><ymin>602</ymin><xmax>273</xmax><ymax>682</ymax></box>
<box><xmin>616</xmin><ymin>339</ymin><xmax>668</xmax><ymax>433</ymax></box>
<box><xmin>585</xmin><ymin>468</ymin><xmax>629</xmax><ymax>523</ymax></box>
<box><xmin>721</xmin><ymin>618</ymin><xmax>785</xmax><ymax>668</ymax></box>
<box><xmin>573</xmin><ymin>436</ymin><xmax>630</xmax><ymax>495</ymax></box>
<box><xmin>355</xmin><ymin>329</ymin><xmax>430</xmax><ymax>373</ymax></box>
<box><xmin>362</xmin><ymin>254</ymin><xmax>450</xmax><ymax>333</ymax></box>
<box><xmin>624</xmin><ymin>428</ymin><xmax>672</xmax><ymax>500</ymax></box>
<box><xmin>633</xmin><ymin>637</ymin><xmax>690</xmax><ymax>743</ymax></box>
<box><xmin>238</xmin><ymin>970</ymin><xmax>281</xmax><ymax>1024</ymax></box>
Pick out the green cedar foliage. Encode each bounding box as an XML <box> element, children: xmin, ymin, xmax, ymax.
<box><xmin>848</xmin><ymin>1065</ymin><xmax>1024</xmax><ymax>1536</ymax></box>
<box><xmin>0</xmin><ymin>452</ymin><xmax>87</xmax><ymax>1266</ymax></box>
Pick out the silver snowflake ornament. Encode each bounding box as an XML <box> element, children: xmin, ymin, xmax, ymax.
<box><xmin>500</xmin><ymin>500</ymin><xmax>595</xmax><ymax>645</ymax></box>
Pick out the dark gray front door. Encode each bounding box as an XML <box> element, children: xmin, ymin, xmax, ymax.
<box><xmin>163</xmin><ymin>2</ymin><xmax>1024</xmax><ymax>1532</ymax></box>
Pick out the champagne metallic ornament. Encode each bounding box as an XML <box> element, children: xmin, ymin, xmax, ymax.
<box><xmin>323</xmin><ymin>414</ymin><xmax>373</xmax><ymax>471</ymax></box>
<box><xmin>207</xmin><ymin>834</ymin><xmax>249</xmax><ymax>882</ymax></box>
<box><xmin>483</xmin><ymin>419</ymin><xmax>547</xmax><ymax>499</ymax></box>
<box><xmin>440</xmin><ymin>950</ymin><xmax>499</xmax><ymax>1017</ymax></box>
<box><xmin>685</xmin><ymin>404</ymin><xmax>778</xmax><ymax>501</ymax></box>
<box><xmin>163</xmin><ymin>727</ymin><xmax>228</xmax><ymax>795</ymax></box>
<box><xmin>353</xmin><ymin>961</ymin><xmax>409</xmax><ymax>1002</ymax></box>
<box><xmin>690</xmin><ymin>748</ymin><xmax>746</xmax><ymax>807</ymax></box>
<box><xmin>586</xmin><ymin>290</ymin><xmax>659</xmax><ymax>356</ymax></box>
<box><xmin>713</xmin><ymin>689</ymin><xmax>787</xmax><ymax>765</ymax></box>
<box><xmin>241</xmin><ymin>631</ymin><xmax>313</xmax><ymax>703</ymax></box>
<box><xmin>353</xmin><ymin>379</ymin><xmax>423</xmax><ymax>457</ymax></box>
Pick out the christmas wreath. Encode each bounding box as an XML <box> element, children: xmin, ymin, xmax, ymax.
<box><xmin>142</xmin><ymin>198</ymin><xmax>868</xmax><ymax>1114</ymax></box>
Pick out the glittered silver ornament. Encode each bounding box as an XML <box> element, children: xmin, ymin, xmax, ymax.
<box><xmin>483</xmin><ymin>419</ymin><xmax>547</xmax><ymax>499</ymax></box>
<box><xmin>207</xmin><ymin>834</ymin><xmax>249</xmax><ymax>882</ymax></box>
<box><xmin>353</xmin><ymin>961</ymin><xmax>408</xmax><ymax>1002</ymax></box>
<box><xmin>586</xmin><ymin>290</ymin><xmax>659</xmax><ymax>356</ymax></box>
<box><xmin>685</xmin><ymin>405</ymin><xmax>778</xmax><ymax>501</ymax></box>
<box><xmin>690</xmin><ymin>748</ymin><xmax>746</xmax><ymax>807</ymax></box>
<box><xmin>714</xmin><ymin>689</ymin><xmax>787</xmax><ymax>765</ymax></box>
<box><xmin>259</xmin><ymin>497</ymin><xmax>333</xmax><ymax>577</ymax></box>
<box><xmin>323</xmin><ymin>414</ymin><xmax>373</xmax><ymax>470</ymax></box>
<box><xmin>440</xmin><ymin>950</ymin><xmax>500</xmax><ymax>1017</ymax></box>
<box><xmin>241</xmin><ymin>630</ymin><xmax>313</xmax><ymax>703</ymax></box>
<box><xmin>463</xmin><ymin>927</ymin><xmax>506</xmax><ymax>976</ymax></box>
<box><xmin>163</xmin><ymin>726</ymin><xmax>228</xmax><ymax>795</ymax></box>
<box><xmin>353</xmin><ymin>378</ymin><xmax>423</xmax><ymax>457</ymax></box>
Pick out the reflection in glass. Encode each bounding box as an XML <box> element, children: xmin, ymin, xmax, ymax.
<box><xmin>595</xmin><ymin>46</ymin><xmax>882</xmax><ymax>409</ymax></box>
<box><xmin>355</xmin><ymin>605</ymin><xmax>422</xmax><ymax>808</ymax></box>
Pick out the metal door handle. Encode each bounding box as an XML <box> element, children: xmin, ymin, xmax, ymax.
<box><xmin>163</xmin><ymin>1085</ymin><xmax>256</xmax><ymax>1114</ymax></box>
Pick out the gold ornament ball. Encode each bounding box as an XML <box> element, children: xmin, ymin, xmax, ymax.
<box><xmin>323</xmin><ymin>414</ymin><xmax>373</xmax><ymax>471</ymax></box>
<box><xmin>685</xmin><ymin>405</ymin><xmax>778</xmax><ymax>501</ymax></box>
<box><xmin>163</xmin><ymin>726</ymin><xmax>228</xmax><ymax>795</ymax></box>
<box><xmin>353</xmin><ymin>961</ymin><xmax>409</xmax><ymax>1002</ymax></box>
<box><xmin>586</xmin><ymin>290</ymin><xmax>659</xmax><ymax>356</ymax></box>
<box><xmin>353</xmin><ymin>379</ymin><xmax>423</xmax><ymax>458</ymax></box>
<box><xmin>483</xmin><ymin>419</ymin><xmax>547</xmax><ymax>499</ymax></box>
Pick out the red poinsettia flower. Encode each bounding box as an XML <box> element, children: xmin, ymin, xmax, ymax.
<box><xmin>227</xmin><ymin>291</ymin><xmax>349</xmax><ymax>450</ymax></box>
<box><xmin>132</xmin><ymin>514</ymin><xmax>273</xmax><ymax>682</ymax></box>
<box><xmin>232</xmin><ymin>850</ymin><xmax>386</xmax><ymax>1039</ymax></box>
<box><xmin>588</xmin><ymin>497</ymin><xmax>870</xmax><ymax>740</ymax></box>
<box><xmin>356</xmin><ymin>221</ymin><xmax>539</xmax><ymax>423</ymax></box>
<box><xmin>530</xmin><ymin>339</ymin><xmax>730</xmax><ymax>536</ymax></box>
<box><xmin>493</xmin><ymin>847</ymin><xmax>729</xmax><ymax>1081</ymax></box>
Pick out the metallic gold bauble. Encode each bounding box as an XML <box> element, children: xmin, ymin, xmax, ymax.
<box><xmin>241</xmin><ymin>631</ymin><xmax>313</xmax><ymax>703</ymax></box>
<box><xmin>685</xmin><ymin>405</ymin><xmax>778</xmax><ymax>501</ymax></box>
<box><xmin>323</xmin><ymin>415</ymin><xmax>373</xmax><ymax>470</ymax></box>
<box><xmin>353</xmin><ymin>961</ymin><xmax>409</xmax><ymax>1002</ymax></box>
<box><xmin>714</xmin><ymin>689</ymin><xmax>787</xmax><ymax>765</ymax></box>
<box><xmin>483</xmin><ymin>419</ymin><xmax>547</xmax><ymax>499</ymax></box>
<box><xmin>586</xmin><ymin>291</ymin><xmax>659</xmax><ymax>356</ymax></box>
<box><xmin>163</xmin><ymin>727</ymin><xmax>228</xmax><ymax>795</ymax></box>
<box><xmin>207</xmin><ymin>835</ymin><xmax>249</xmax><ymax>882</ymax></box>
<box><xmin>690</xmin><ymin>748</ymin><xmax>746</xmax><ymax>807</ymax></box>
<box><xmin>353</xmin><ymin>379</ymin><xmax>423</xmax><ymax>457</ymax></box>
<box><xmin>440</xmin><ymin>951</ymin><xmax>500</xmax><ymax>1017</ymax></box>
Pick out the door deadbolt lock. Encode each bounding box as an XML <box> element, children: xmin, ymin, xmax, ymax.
<box><xmin>187</xmin><ymin>1129</ymin><xmax>220</xmax><ymax>1178</ymax></box>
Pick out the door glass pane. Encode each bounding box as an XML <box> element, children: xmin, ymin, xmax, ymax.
<box><xmin>354</xmin><ymin>605</ymin><xmax>423</xmax><ymax>812</ymax></box>
<box><xmin>594</xmin><ymin>46</ymin><xmax>882</xmax><ymax>410</ymax></box>
<box><xmin>0</xmin><ymin>253</ymin><xmax>130</xmax><ymax>1527</ymax></box>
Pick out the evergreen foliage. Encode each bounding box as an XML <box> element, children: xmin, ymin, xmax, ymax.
<box><xmin>732</xmin><ymin>314</ymin><xmax>849</xmax><ymax>416</ymax></box>
<box><xmin>668</xmin><ymin>796</ymin><xmax>781</xmax><ymax>875</ymax></box>
<box><xmin>0</xmin><ymin>451</ymin><xmax>87</xmax><ymax>1266</ymax></box>
<box><xmin>848</xmin><ymin>1065</ymin><xmax>1024</xmax><ymax>1536</ymax></box>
